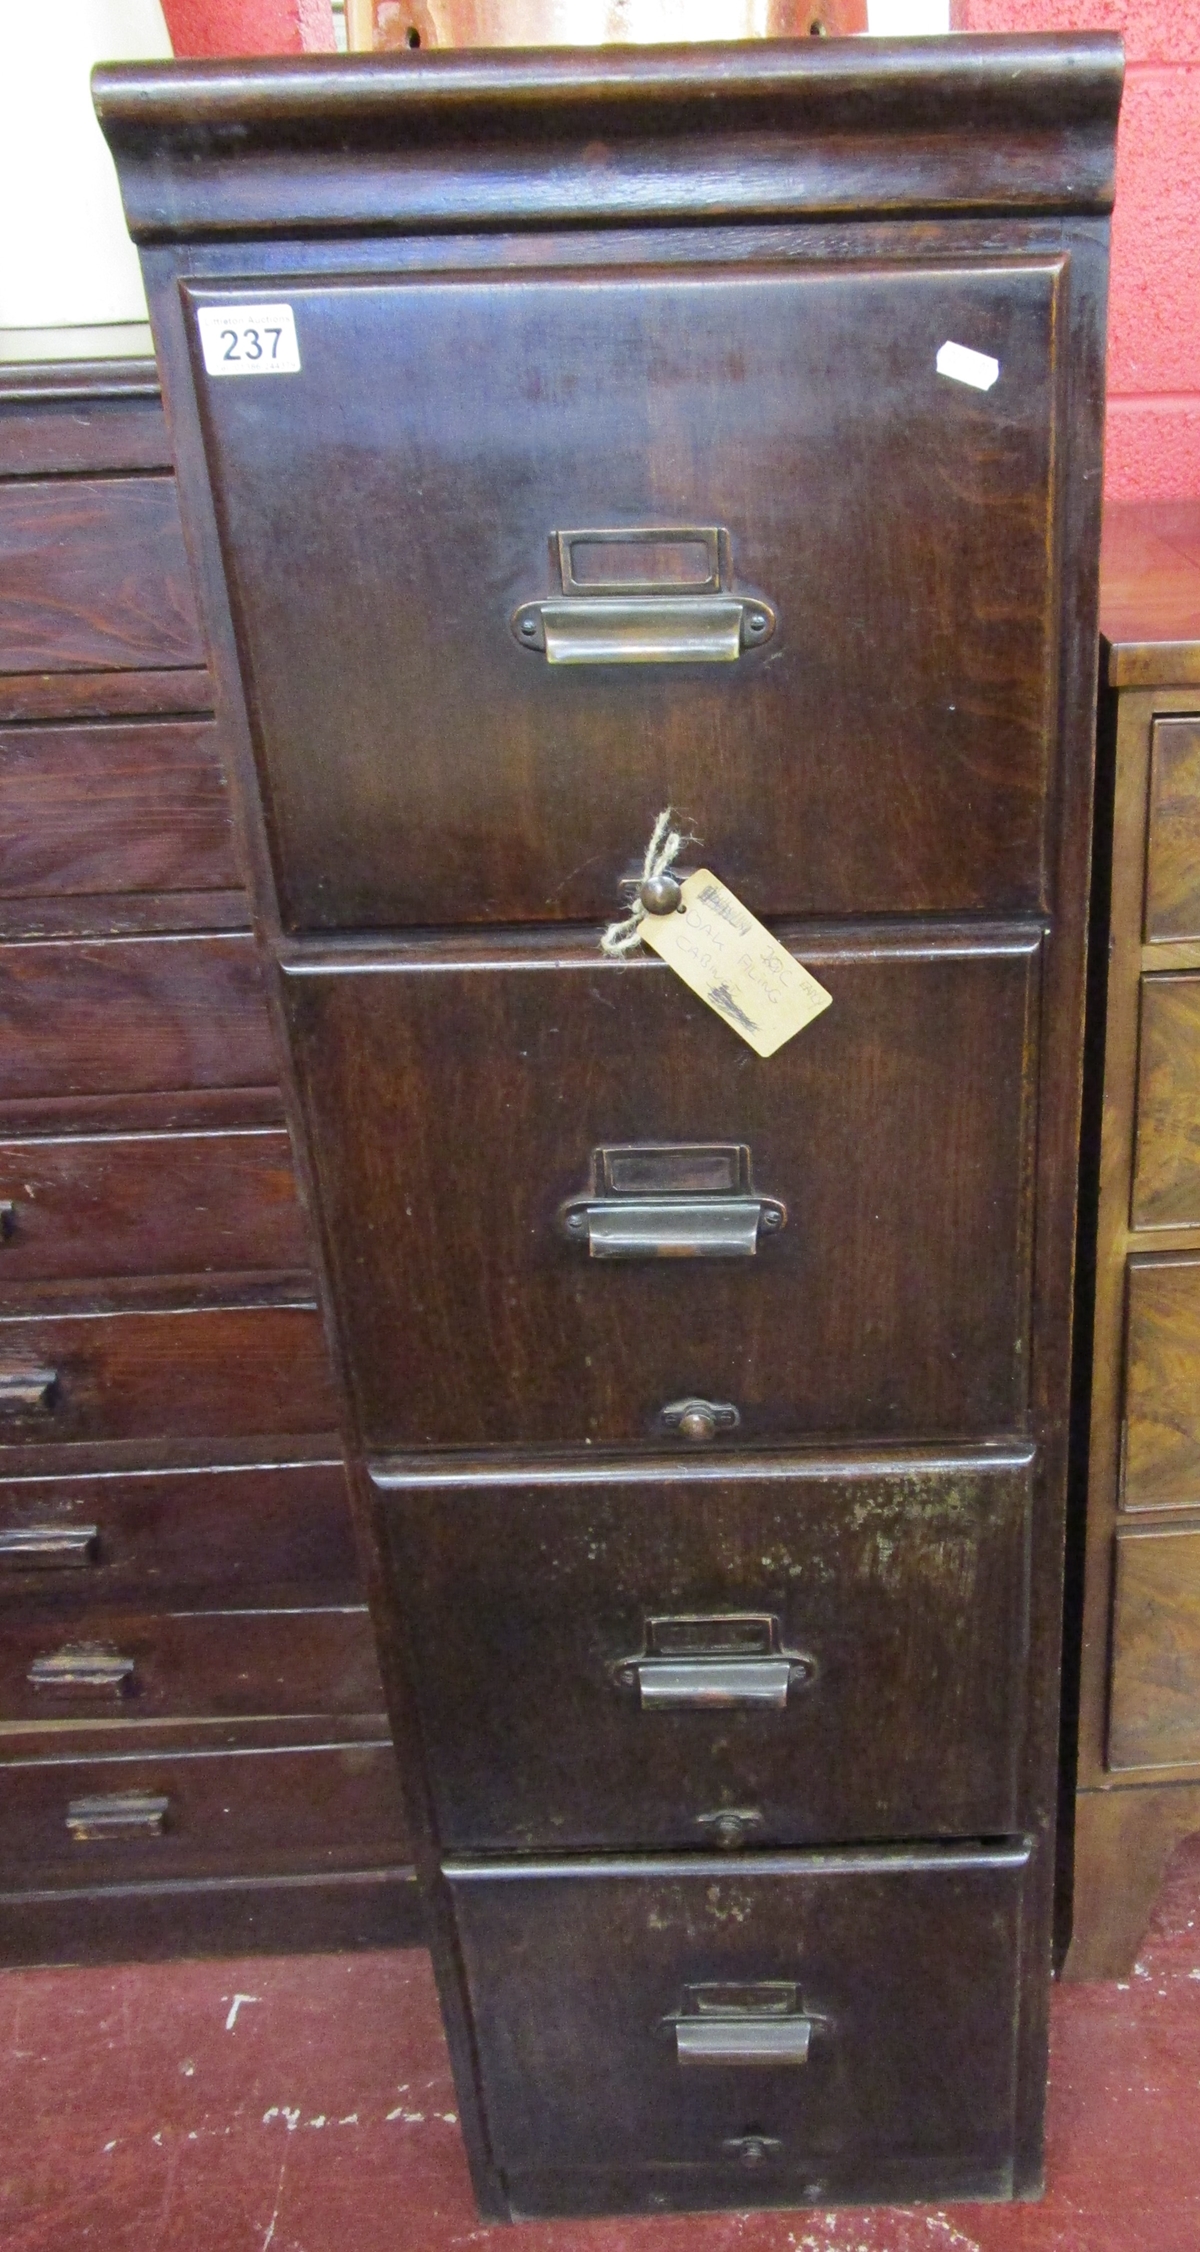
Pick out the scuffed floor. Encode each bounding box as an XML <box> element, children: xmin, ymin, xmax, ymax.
<box><xmin>4</xmin><ymin>1842</ymin><xmax>1200</xmax><ymax>2252</ymax></box>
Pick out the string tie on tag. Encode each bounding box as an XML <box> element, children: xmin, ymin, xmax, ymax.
<box><xmin>600</xmin><ymin>808</ymin><xmax>690</xmax><ymax>958</ymax></box>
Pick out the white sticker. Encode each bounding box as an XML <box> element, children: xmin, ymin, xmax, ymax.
<box><xmin>936</xmin><ymin>340</ymin><xmax>1000</xmax><ymax>392</ymax></box>
<box><xmin>197</xmin><ymin>304</ymin><xmax>301</xmax><ymax>377</ymax></box>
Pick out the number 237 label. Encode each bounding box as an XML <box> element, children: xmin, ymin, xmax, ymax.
<box><xmin>197</xmin><ymin>304</ymin><xmax>301</xmax><ymax>377</ymax></box>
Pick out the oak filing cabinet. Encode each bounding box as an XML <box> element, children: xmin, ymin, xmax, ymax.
<box><xmin>98</xmin><ymin>32</ymin><xmax>1122</xmax><ymax>2218</ymax></box>
<box><xmin>0</xmin><ymin>356</ymin><xmax>415</xmax><ymax>1961</ymax></box>
<box><xmin>1066</xmin><ymin>504</ymin><xmax>1200</xmax><ymax>1979</ymax></box>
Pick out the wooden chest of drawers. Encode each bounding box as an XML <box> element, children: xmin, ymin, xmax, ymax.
<box><xmin>1065</xmin><ymin>504</ymin><xmax>1200</xmax><ymax>1978</ymax></box>
<box><xmin>98</xmin><ymin>32</ymin><xmax>1120</xmax><ymax>2217</ymax></box>
<box><xmin>0</xmin><ymin>358</ymin><xmax>417</xmax><ymax>1963</ymax></box>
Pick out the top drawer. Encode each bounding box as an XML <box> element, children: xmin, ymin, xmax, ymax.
<box><xmin>192</xmin><ymin>259</ymin><xmax>1063</xmax><ymax>929</ymax></box>
<box><xmin>0</xmin><ymin>478</ymin><xmax>204</xmax><ymax>677</ymax></box>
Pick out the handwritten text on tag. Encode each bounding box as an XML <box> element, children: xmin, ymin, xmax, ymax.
<box><xmin>638</xmin><ymin>870</ymin><xmax>832</xmax><ymax>1057</ymax></box>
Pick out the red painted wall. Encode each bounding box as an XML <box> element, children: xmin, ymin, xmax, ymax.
<box><xmin>954</xmin><ymin>1</ymin><xmax>1200</xmax><ymax>500</ymax></box>
<box><xmin>161</xmin><ymin>0</ymin><xmax>335</xmax><ymax>54</ymax></box>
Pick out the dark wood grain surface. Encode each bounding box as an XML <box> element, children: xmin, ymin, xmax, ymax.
<box><xmin>0</xmin><ymin>720</ymin><xmax>239</xmax><ymax>901</ymax></box>
<box><xmin>1145</xmin><ymin>718</ymin><xmax>1200</xmax><ymax>941</ymax></box>
<box><xmin>1110</xmin><ymin>1526</ymin><xmax>1200</xmax><ymax>1770</ymax></box>
<box><xmin>0</xmin><ymin>477</ymin><xmax>204</xmax><ymax>676</ymax></box>
<box><xmin>1131</xmin><ymin>976</ymin><xmax>1200</xmax><ymax>1228</ymax></box>
<box><xmin>1122</xmin><ymin>1258</ymin><xmax>1200</xmax><ymax>1511</ymax></box>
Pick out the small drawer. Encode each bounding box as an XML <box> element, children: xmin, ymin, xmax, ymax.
<box><xmin>0</xmin><ymin>1735</ymin><xmax>408</xmax><ymax>1887</ymax></box>
<box><xmin>1145</xmin><ymin>718</ymin><xmax>1200</xmax><ymax>944</ymax></box>
<box><xmin>0</xmin><ymin>1605</ymin><xmax>382</xmax><ymax>1725</ymax></box>
<box><xmin>195</xmin><ymin>261</ymin><xmax>1061</xmax><ymax>929</ymax></box>
<box><xmin>0</xmin><ymin>476</ymin><xmax>204</xmax><ymax>676</ymax></box>
<box><xmin>0</xmin><ymin>1128</ymin><xmax>308</xmax><ymax>1283</ymax></box>
<box><xmin>376</xmin><ymin>1447</ymin><xmax>1031</xmax><ymax>1852</ymax></box>
<box><xmin>0</xmin><ymin>1459</ymin><xmax>358</xmax><ymax>1610</ymax></box>
<box><xmin>286</xmin><ymin>924</ymin><xmax>1038</xmax><ymax>1450</ymax></box>
<box><xmin>1132</xmin><ymin>977</ymin><xmax>1200</xmax><ymax>1229</ymax></box>
<box><xmin>0</xmin><ymin>934</ymin><xmax>275</xmax><ymax>1107</ymax></box>
<box><xmin>0</xmin><ymin>719</ymin><xmax>238</xmax><ymax>902</ymax></box>
<box><xmin>447</xmin><ymin>1842</ymin><xmax>1029</xmax><ymax>2210</ymax></box>
<box><xmin>1110</xmin><ymin>1524</ymin><xmax>1200</xmax><ymax>1770</ymax></box>
<box><xmin>1122</xmin><ymin>1256</ymin><xmax>1200</xmax><ymax>1509</ymax></box>
<box><xmin>0</xmin><ymin>1299</ymin><xmax>336</xmax><ymax>1446</ymax></box>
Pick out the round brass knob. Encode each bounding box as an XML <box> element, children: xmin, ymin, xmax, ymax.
<box><xmin>711</xmin><ymin>1812</ymin><xmax>750</xmax><ymax>1850</ymax></box>
<box><xmin>677</xmin><ymin>1404</ymin><xmax>718</xmax><ymax>1444</ymax></box>
<box><xmin>639</xmin><ymin>872</ymin><xmax>683</xmax><ymax>916</ymax></box>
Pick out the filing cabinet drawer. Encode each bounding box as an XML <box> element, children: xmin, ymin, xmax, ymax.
<box><xmin>0</xmin><ymin>719</ymin><xmax>238</xmax><ymax>902</ymax></box>
<box><xmin>0</xmin><ymin>1300</ymin><xmax>336</xmax><ymax>1445</ymax></box>
<box><xmin>0</xmin><ymin>1128</ymin><xmax>308</xmax><ymax>1283</ymax></box>
<box><xmin>1145</xmin><ymin>718</ymin><xmax>1200</xmax><ymax>944</ymax></box>
<box><xmin>0</xmin><ymin>1603</ymin><xmax>382</xmax><ymax>1724</ymax></box>
<box><xmin>0</xmin><ymin>475</ymin><xmax>204</xmax><ymax>676</ymax></box>
<box><xmin>1132</xmin><ymin>977</ymin><xmax>1200</xmax><ymax>1229</ymax></box>
<box><xmin>0</xmin><ymin>1459</ymin><xmax>358</xmax><ymax>1610</ymax></box>
<box><xmin>0</xmin><ymin>1734</ymin><xmax>408</xmax><ymax>1887</ymax></box>
<box><xmin>448</xmin><ymin>1843</ymin><xmax>1028</xmax><ymax>2209</ymax></box>
<box><xmin>196</xmin><ymin>261</ymin><xmax>1062</xmax><ymax>930</ymax></box>
<box><xmin>286</xmin><ymin>925</ymin><xmax>1038</xmax><ymax>1449</ymax></box>
<box><xmin>377</xmin><ymin>1448</ymin><xmax>1031</xmax><ymax>1852</ymax></box>
<box><xmin>1122</xmin><ymin>1257</ymin><xmax>1200</xmax><ymax>1509</ymax></box>
<box><xmin>1109</xmin><ymin>1525</ymin><xmax>1200</xmax><ymax>1770</ymax></box>
<box><xmin>0</xmin><ymin>934</ymin><xmax>275</xmax><ymax>1105</ymax></box>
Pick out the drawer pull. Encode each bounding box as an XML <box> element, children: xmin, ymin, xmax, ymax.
<box><xmin>29</xmin><ymin>1642</ymin><xmax>136</xmax><ymax>1693</ymax></box>
<box><xmin>0</xmin><ymin>1523</ymin><xmax>97</xmax><ymax>1569</ymax></box>
<box><xmin>721</xmin><ymin>2135</ymin><xmax>784</xmax><ymax>2168</ymax></box>
<box><xmin>560</xmin><ymin>1144</ymin><xmax>785</xmax><ymax>1260</ymax></box>
<box><xmin>66</xmin><ymin>1792</ymin><xmax>167</xmax><ymax>1841</ymax></box>
<box><xmin>668</xmin><ymin>1983</ymin><xmax>821</xmax><ymax>2068</ymax></box>
<box><xmin>696</xmin><ymin>1808</ymin><xmax>764</xmax><ymax>1851</ymax></box>
<box><xmin>512</xmin><ymin>527</ymin><xmax>776</xmax><ymax>665</ymax></box>
<box><xmin>612</xmin><ymin>1613</ymin><xmax>816</xmax><ymax>1709</ymax></box>
<box><xmin>659</xmin><ymin>1397</ymin><xmax>740</xmax><ymax>1444</ymax></box>
<box><xmin>0</xmin><ymin>1368</ymin><xmax>58</xmax><ymax>1415</ymax></box>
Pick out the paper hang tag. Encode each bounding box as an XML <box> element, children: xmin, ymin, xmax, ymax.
<box><xmin>638</xmin><ymin>870</ymin><xmax>832</xmax><ymax>1058</ymax></box>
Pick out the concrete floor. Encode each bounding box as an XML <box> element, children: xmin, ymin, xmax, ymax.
<box><xmin>4</xmin><ymin>1842</ymin><xmax>1200</xmax><ymax>2252</ymax></box>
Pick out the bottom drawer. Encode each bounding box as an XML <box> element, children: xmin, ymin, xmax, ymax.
<box><xmin>448</xmin><ymin>1842</ymin><xmax>1029</xmax><ymax>2214</ymax></box>
<box><xmin>1110</xmin><ymin>1524</ymin><xmax>1200</xmax><ymax>1769</ymax></box>
<box><xmin>0</xmin><ymin>1735</ymin><xmax>409</xmax><ymax>1888</ymax></box>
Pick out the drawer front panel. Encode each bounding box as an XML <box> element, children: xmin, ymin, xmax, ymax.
<box><xmin>1145</xmin><ymin>718</ymin><xmax>1200</xmax><ymax>944</ymax></box>
<box><xmin>0</xmin><ymin>935</ymin><xmax>276</xmax><ymax>1103</ymax></box>
<box><xmin>0</xmin><ymin>1738</ymin><xmax>408</xmax><ymax>1887</ymax></box>
<box><xmin>0</xmin><ymin>1460</ymin><xmax>358</xmax><ymax>1610</ymax></box>
<box><xmin>195</xmin><ymin>262</ymin><xmax>1061</xmax><ymax>929</ymax></box>
<box><xmin>0</xmin><ymin>1605</ymin><xmax>382</xmax><ymax>1725</ymax></box>
<box><xmin>1123</xmin><ymin>1257</ymin><xmax>1200</xmax><ymax>1509</ymax></box>
<box><xmin>378</xmin><ymin>1450</ymin><xmax>1031</xmax><ymax>1851</ymax></box>
<box><xmin>0</xmin><ymin>476</ymin><xmax>204</xmax><ymax>675</ymax></box>
<box><xmin>1132</xmin><ymin>977</ymin><xmax>1200</xmax><ymax>1230</ymax></box>
<box><xmin>1110</xmin><ymin>1526</ymin><xmax>1200</xmax><ymax>1769</ymax></box>
<box><xmin>0</xmin><ymin>720</ymin><xmax>238</xmax><ymax>902</ymax></box>
<box><xmin>448</xmin><ymin>1848</ymin><xmax>1026</xmax><ymax>2187</ymax></box>
<box><xmin>286</xmin><ymin>929</ymin><xmax>1038</xmax><ymax>1448</ymax></box>
<box><xmin>0</xmin><ymin>1129</ymin><xmax>308</xmax><ymax>1283</ymax></box>
<box><xmin>0</xmin><ymin>1302</ymin><xmax>336</xmax><ymax>1445</ymax></box>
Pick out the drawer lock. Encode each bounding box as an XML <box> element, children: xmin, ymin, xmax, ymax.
<box><xmin>612</xmin><ymin>1613</ymin><xmax>816</xmax><ymax>1709</ymax></box>
<box><xmin>560</xmin><ymin>1143</ymin><xmax>785</xmax><ymax>1260</ymax></box>
<box><xmin>512</xmin><ymin>526</ymin><xmax>776</xmax><ymax>666</ymax></box>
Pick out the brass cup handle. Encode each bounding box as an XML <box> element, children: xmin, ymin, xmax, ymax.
<box><xmin>66</xmin><ymin>1793</ymin><xmax>167</xmax><ymax>1841</ymax></box>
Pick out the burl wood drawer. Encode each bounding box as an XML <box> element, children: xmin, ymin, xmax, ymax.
<box><xmin>1145</xmin><ymin>717</ymin><xmax>1200</xmax><ymax>944</ymax></box>
<box><xmin>1110</xmin><ymin>1525</ymin><xmax>1200</xmax><ymax>1769</ymax></box>
<box><xmin>0</xmin><ymin>1459</ymin><xmax>358</xmax><ymax>1610</ymax></box>
<box><xmin>447</xmin><ymin>1842</ymin><xmax>1029</xmax><ymax>2211</ymax></box>
<box><xmin>1122</xmin><ymin>1257</ymin><xmax>1200</xmax><ymax>1509</ymax></box>
<box><xmin>0</xmin><ymin>1299</ymin><xmax>336</xmax><ymax>1446</ymax></box>
<box><xmin>0</xmin><ymin>1735</ymin><xmax>407</xmax><ymax>1888</ymax></box>
<box><xmin>0</xmin><ymin>719</ymin><xmax>238</xmax><ymax>902</ymax></box>
<box><xmin>0</xmin><ymin>934</ymin><xmax>274</xmax><ymax>1104</ymax></box>
<box><xmin>194</xmin><ymin>261</ymin><xmax>1062</xmax><ymax>930</ymax></box>
<box><xmin>0</xmin><ymin>1128</ymin><xmax>308</xmax><ymax>1282</ymax></box>
<box><xmin>285</xmin><ymin>925</ymin><xmax>1038</xmax><ymax>1449</ymax></box>
<box><xmin>0</xmin><ymin>476</ymin><xmax>203</xmax><ymax>676</ymax></box>
<box><xmin>0</xmin><ymin>1604</ymin><xmax>382</xmax><ymax>1725</ymax></box>
<box><xmin>1132</xmin><ymin>976</ymin><xmax>1200</xmax><ymax>1229</ymax></box>
<box><xmin>376</xmin><ymin>1447</ymin><xmax>1031</xmax><ymax>1852</ymax></box>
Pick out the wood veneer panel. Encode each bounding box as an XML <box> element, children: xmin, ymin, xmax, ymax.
<box><xmin>0</xmin><ymin>934</ymin><xmax>275</xmax><ymax>1102</ymax></box>
<box><xmin>1145</xmin><ymin>718</ymin><xmax>1200</xmax><ymax>942</ymax></box>
<box><xmin>1110</xmin><ymin>1527</ymin><xmax>1200</xmax><ymax>1770</ymax></box>
<box><xmin>0</xmin><ymin>720</ymin><xmax>239</xmax><ymax>901</ymax></box>
<box><xmin>1132</xmin><ymin>976</ymin><xmax>1200</xmax><ymax>1228</ymax></box>
<box><xmin>0</xmin><ymin>478</ymin><xmax>204</xmax><ymax>675</ymax></box>
<box><xmin>1123</xmin><ymin>1259</ymin><xmax>1200</xmax><ymax>1508</ymax></box>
